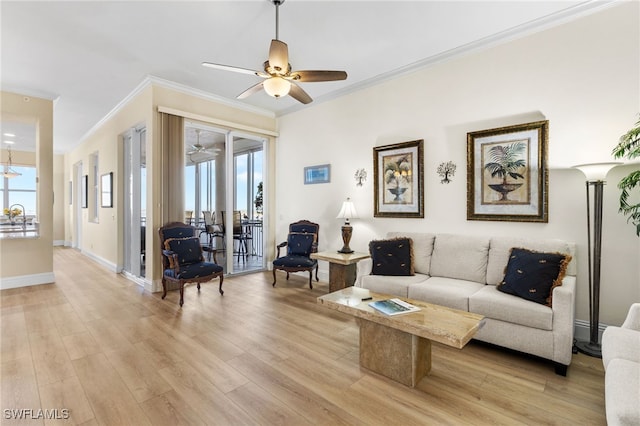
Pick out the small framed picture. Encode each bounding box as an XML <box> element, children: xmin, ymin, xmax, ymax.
<box><xmin>101</xmin><ymin>172</ymin><xmax>113</xmax><ymax>208</ymax></box>
<box><xmin>467</xmin><ymin>120</ymin><xmax>549</xmax><ymax>222</ymax></box>
<box><xmin>304</xmin><ymin>164</ymin><xmax>331</xmax><ymax>184</ymax></box>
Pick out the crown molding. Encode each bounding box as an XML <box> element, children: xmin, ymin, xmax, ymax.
<box><xmin>75</xmin><ymin>75</ymin><xmax>275</xmax><ymax>150</ymax></box>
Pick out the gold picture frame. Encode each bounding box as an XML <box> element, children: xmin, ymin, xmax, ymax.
<box><xmin>467</xmin><ymin>120</ymin><xmax>548</xmax><ymax>222</ymax></box>
<box><xmin>374</xmin><ymin>140</ymin><xmax>424</xmax><ymax>218</ymax></box>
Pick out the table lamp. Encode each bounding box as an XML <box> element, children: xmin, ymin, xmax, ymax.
<box><xmin>337</xmin><ymin>197</ymin><xmax>358</xmax><ymax>253</ymax></box>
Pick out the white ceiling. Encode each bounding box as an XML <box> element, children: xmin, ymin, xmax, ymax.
<box><xmin>1</xmin><ymin>0</ymin><xmax>616</xmax><ymax>153</ymax></box>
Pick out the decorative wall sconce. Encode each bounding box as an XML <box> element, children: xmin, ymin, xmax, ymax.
<box><xmin>354</xmin><ymin>168</ymin><xmax>367</xmax><ymax>186</ymax></box>
<box><xmin>437</xmin><ymin>161</ymin><xmax>456</xmax><ymax>184</ymax></box>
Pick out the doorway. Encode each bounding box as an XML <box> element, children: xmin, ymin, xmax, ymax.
<box><xmin>73</xmin><ymin>161</ymin><xmax>83</xmax><ymax>249</ymax></box>
<box><xmin>122</xmin><ymin>126</ymin><xmax>146</xmax><ymax>280</ymax></box>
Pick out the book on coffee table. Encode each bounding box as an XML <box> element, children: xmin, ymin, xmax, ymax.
<box><xmin>369</xmin><ymin>298</ymin><xmax>421</xmax><ymax>316</ymax></box>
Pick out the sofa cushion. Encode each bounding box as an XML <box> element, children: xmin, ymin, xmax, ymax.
<box><xmin>487</xmin><ymin>237</ymin><xmax>574</xmax><ymax>285</ymax></box>
<box><xmin>387</xmin><ymin>232</ymin><xmax>435</xmax><ymax>275</ymax></box>
<box><xmin>287</xmin><ymin>232</ymin><xmax>315</xmax><ymax>256</ymax></box>
<box><xmin>602</xmin><ymin>326</ymin><xmax>640</xmax><ymax>370</ymax></box>
<box><xmin>164</xmin><ymin>262</ymin><xmax>223</xmax><ymax>280</ymax></box>
<box><xmin>605</xmin><ymin>359</ymin><xmax>640</xmax><ymax>426</ymax></box>
<box><xmin>164</xmin><ymin>237</ymin><xmax>202</xmax><ymax>267</ymax></box>
<box><xmin>408</xmin><ymin>277</ymin><xmax>484</xmax><ymax>312</ymax></box>
<box><xmin>273</xmin><ymin>255</ymin><xmax>317</xmax><ymax>269</ymax></box>
<box><xmin>360</xmin><ymin>274</ymin><xmax>428</xmax><ymax>298</ymax></box>
<box><xmin>430</xmin><ymin>234</ymin><xmax>490</xmax><ymax>283</ymax></box>
<box><xmin>497</xmin><ymin>248</ymin><xmax>571</xmax><ymax>306</ymax></box>
<box><xmin>469</xmin><ymin>285</ymin><xmax>553</xmax><ymax>330</ymax></box>
<box><xmin>369</xmin><ymin>237</ymin><xmax>414</xmax><ymax>276</ymax></box>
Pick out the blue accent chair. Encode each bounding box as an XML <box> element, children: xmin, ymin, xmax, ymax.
<box><xmin>159</xmin><ymin>222</ymin><xmax>224</xmax><ymax>306</ymax></box>
<box><xmin>272</xmin><ymin>220</ymin><xmax>319</xmax><ymax>289</ymax></box>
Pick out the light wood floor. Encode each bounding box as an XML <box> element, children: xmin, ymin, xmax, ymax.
<box><xmin>1</xmin><ymin>247</ymin><xmax>606</xmax><ymax>425</ymax></box>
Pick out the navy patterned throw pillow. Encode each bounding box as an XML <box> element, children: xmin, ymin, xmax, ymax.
<box><xmin>164</xmin><ymin>237</ymin><xmax>202</xmax><ymax>266</ymax></box>
<box><xmin>369</xmin><ymin>237</ymin><xmax>414</xmax><ymax>276</ymax></box>
<box><xmin>497</xmin><ymin>247</ymin><xmax>572</xmax><ymax>306</ymax></box>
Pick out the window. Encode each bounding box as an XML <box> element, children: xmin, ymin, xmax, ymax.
<box><xmin>1</xmin><ymin>165</ymin><xmax>37</xmax><ymax>216</ymax></box>
<box><xmin>199</xmin><ymin>159</ymin><xmax>216</xmax><ymax>214</ymax></box>
<box><xmin>234</xmin><ymin>149</ymin><xmax>263</xmax><ymax>219</ymax></box>
<box><xmin>185</xmin><ymin>163</ymin><xmax>196</xmax><ymax>217</ymax></box>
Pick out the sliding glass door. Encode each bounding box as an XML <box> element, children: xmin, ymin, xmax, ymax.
<box><xmin>184</xmin><ymin>123</ymin><xmax>266</xmax><ymax>275</ymax></box>
<box><xmin>228</xmin><ymin>133</ymin><xmax>266</xmax><ymax>273</ymax></box>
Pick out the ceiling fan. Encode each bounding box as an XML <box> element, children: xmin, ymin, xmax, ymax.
<box><xmin>202</xmin><ymin>0</ymin><xmax>347</xmax><ymax>104</ymax></box>
<box><xmin>187</xmin><ymin>129</ymin><xmax>220</xmax><ymax>155</ymax></box>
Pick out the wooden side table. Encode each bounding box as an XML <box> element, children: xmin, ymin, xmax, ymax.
<box><xmin>310</xmin><ymin>251</ymin><xmax>370</xmax><ymax>292</ymax></box>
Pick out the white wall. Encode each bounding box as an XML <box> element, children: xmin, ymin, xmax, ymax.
<box><xmin>275</xmin><ymin>2</ymin><xmax>639</xmax><ymax>326</ymax></box>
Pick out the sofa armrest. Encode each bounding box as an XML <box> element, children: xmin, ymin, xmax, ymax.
<box><xmin>551</xmin><ymin>275</ymin><xmax>576</xmax><ymax>365</ymax></box>
<box><xmin>622</xmin><ymin>303</ymin><xmax>640</xmax><ymax>331</ymax></box>
<box><xmin>355</xmin><ymin>258</ymin><xmax>373</xmax><ymax>287</ymax></box>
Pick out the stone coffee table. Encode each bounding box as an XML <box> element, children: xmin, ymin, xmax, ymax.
<box><xmin>317</xmin><ymin>286</ymin><xmax>485</xmax><ymax>387</ymax></box>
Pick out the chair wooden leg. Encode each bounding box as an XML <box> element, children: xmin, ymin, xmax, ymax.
<box><xmin>179</xmin><ymin>282</ymin><xmax>185</xmax><ymax>307</ymax></box>
<box><xmin>272</xmin><ymin>269</ymin><xmax>277</xmax><ymax>287</ymax></box>
<box><xmin>161</xmin><ymin>278</ymin><xmax>168</xmax><ymax>299</ymax></box>
<box><xmin>315</xmin><ymin>265</ymin><xmax>319</xmax><ymax>281</ymax></box>
<box><xmin>286</xmin><ymin>272</ymin><xmax>290</xmax><ymax>280</ymax></box>
<box><xmin>308</xmin><ymin>270</ymin><xmax>313</xmax><ymax>289</ymax></box>
<box><xmin>219</xmin><ymin>275</ymin><xmax>224</xmax><ymax>295</ymax></box>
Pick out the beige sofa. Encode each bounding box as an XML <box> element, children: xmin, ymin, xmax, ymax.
<box><xmin>355</xmin><ymin>232</ymin><xmax>576</xmax><ymax>375</ymax></box>
<box><xmin>602</xmin><ymin>303</ymin><xmax>640</xmax><ymax>426</ymax></box>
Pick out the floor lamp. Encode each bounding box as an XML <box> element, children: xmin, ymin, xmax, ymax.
<box><xmin>573</xmin><ymin>162</ymin><xmax>620</xmax><ymax>358</ymax></box>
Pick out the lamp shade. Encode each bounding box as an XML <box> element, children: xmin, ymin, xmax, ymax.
<box><xmin>263</xmin><ymin>77</ymin><xmax>291</xmax><ymax>98</ymax></box>
<box><xmin>337</xmin><ymin>198</ymin><xmax>358</xmax><ymax>221</ymax></box>
<box><xmin>573</xmin><ymin>162</ymin><xmax>621</xmax><ymax>182</ymax></box>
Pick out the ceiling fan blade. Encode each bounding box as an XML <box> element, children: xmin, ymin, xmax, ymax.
<box><xmin>288</xmin><ymin>82</ymin><xmax>313</xmax><ymax>104</ymax></box>
<box><xmin>202</xmin><ymin>62</ymin><xmax>263</xmax><ymax>77</ymax></box>
<box><xmin>268</xmin><ymin>39</ymin><xmax>289</xmax><ymax>74</ymax></box>
<box><xmin>237</xmin><ymin>81</ymin><xmax>265</xmax><ymax>99</ymax></box>
<box><xmin>290</xmin><ymin>70</ymin><xmax>348</xmax><ymax>82</ymax></box>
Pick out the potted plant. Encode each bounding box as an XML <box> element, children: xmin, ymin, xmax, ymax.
<box><xmin>612</xmin><ymin>117</ymin><xmax>640</xmax><ymax>236</ymax></box>
<box><xmin>254</xmin><ymin>181</ymin><xmax>263</xmax><ymax>218</ymax></box>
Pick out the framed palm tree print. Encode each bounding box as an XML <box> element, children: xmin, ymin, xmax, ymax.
<box><xmin>467</xmin><ymin>120</ymin><xmax>548</xmax><ymax>222</ymax></box>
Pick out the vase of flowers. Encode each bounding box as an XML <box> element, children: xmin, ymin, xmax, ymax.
<box><xmin>3</xmin><ymin>207</ymin><xmax>22</xmax><ymax>225</ymax></box>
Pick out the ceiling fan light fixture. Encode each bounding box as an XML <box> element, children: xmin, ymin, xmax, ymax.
<box><xmin>263</xmin><ymin>77</ymin><xmax>291</xmax><ymax>98</ymax></box>
<box><xmin>2</xmin><ymin>147</ymin><xmax>22</xmax><ymax>179</ymax></box>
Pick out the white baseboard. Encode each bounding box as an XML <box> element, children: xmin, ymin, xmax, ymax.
<box><xmin>151</xmin><ymin>279</ymin><xmax>163</xmax><ymax>293</ymax></box>
<box><xmin>0</xmin><ymin>272</ymin><xmax>56</xmax><ymax>290</ymax></box>
<box><xmin>81</xmin><ymin>249</ymin><xmax>118</xmax><ymax>273</ymax></box>
<box><xmin>574</xmin><ymin>319</ymin><xmax>607</xmax><ymax>343</ymax></box>
<box><xmin>121</xmin><ymin>271</ymin><xmax>155</xmax><ymax>292</ymax></box>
